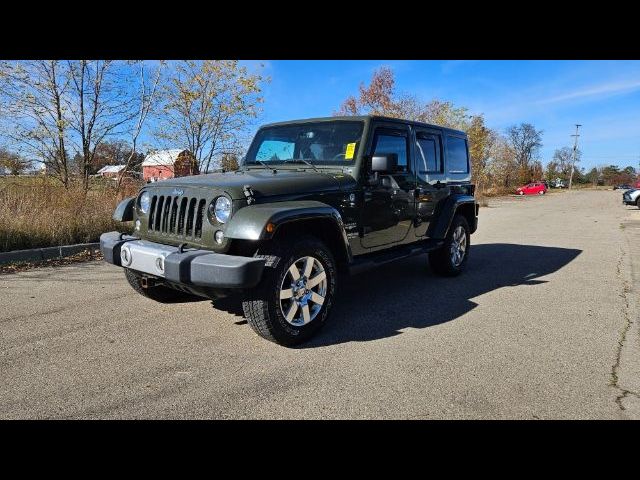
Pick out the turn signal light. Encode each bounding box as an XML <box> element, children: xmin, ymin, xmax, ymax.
<box><xmin>266</xmin><ymin>223</ymin><xmax>275</xmax><ymax>233</ymax></box>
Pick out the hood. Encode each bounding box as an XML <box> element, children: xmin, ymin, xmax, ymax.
<box><xmin>145</xmin><ymin>168</ymin><xmax>354</xmax><ymax>199</ymax></box>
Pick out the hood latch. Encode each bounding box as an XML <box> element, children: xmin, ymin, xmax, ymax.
<box><xmin>243</xmin><ymin>185</ymin><xmax>255</xmax><ymax>205</ymax></box>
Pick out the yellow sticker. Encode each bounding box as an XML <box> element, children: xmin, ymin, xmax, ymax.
<box><xmin>345</xmin><ymin>142</ymin><xmax>356</xmax><ymax>160</ymax></box>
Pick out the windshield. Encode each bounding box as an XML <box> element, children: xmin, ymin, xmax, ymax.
<box><xmin>245</xmin><ymin>121</ymin><xmax>364</xmax><ymax>166</ymax></box>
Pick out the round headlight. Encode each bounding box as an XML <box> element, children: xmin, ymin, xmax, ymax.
<box><xmin>213</xmin><ymin>196</ymin><xmax>231</xmax><ymax>223</ymax></box>
<box><xmin>139</xmin><ymin>191</ymin><xmax>151</xmax><ymax>214</ymax></box>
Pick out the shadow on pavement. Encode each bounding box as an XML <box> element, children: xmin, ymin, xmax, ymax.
<box><xmin>299</xmin><ymin>243</ymin><xmax>581</xmax><ymax>348</ymax></box>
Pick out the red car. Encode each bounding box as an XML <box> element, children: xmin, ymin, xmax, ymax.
<box><xmin>516</xmin><ymin>182</ymin><xmax>547</xmax><ymax>195</ymax></box>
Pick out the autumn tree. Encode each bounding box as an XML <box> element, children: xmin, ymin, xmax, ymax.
<box><xmin>505</xmin><ymin>123</ymin><xmax>543</xmax><ymax>184</ymax></box>
<box><xmin>220</xmin><ymin>153</ymin><xmax>240</xmax><ymax>172</ymax></box>
<box><xmin>0</xmin><ymin>148</ymin><xmax>32</xmax><ymax>175</ymax></box>
<box><xmin>157</xmin><ymin>60</ymin><xmax>266</xmax><ymax>174</ymax></box>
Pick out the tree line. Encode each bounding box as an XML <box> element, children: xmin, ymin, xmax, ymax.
<box><xmin>0</xmin><ymin>60</ymin><xmax>266</xmax><ymax>192</ymax></box>
<box><xmin>337</xmin><ymin>67</ymin><xmax>637</xmax><ymax>191</ymax></box>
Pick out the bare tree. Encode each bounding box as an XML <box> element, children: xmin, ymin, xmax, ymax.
<box><xmin>115</xmin><ymin>60</ymin><xmax>165</xmax><ymax>195</ymax></box>
<box><xmin>0</xmin><ymin>60</ymin><xmax>71</xmax><ymax>186</ymax></box>
<box><xmin>156</xmin><ymin>60</ymin><xmax>266</xmax><ymax>174</ymax></box>
<box><xmin>505</xmin><ymin>123</ymin><xmax>543</xmax><ymax>184</ymax></box>
<box><xmin>65</xmin><ymin>60</ymin><xmax>139</xmax><ymax>190</ymax></box>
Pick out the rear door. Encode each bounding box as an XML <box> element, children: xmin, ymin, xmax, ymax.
<box><xmin>412</xmin><ymin>127</ymin><xmax>449</xmax><ymax>237</ymax></box>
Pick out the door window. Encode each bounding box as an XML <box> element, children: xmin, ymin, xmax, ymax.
<box><xmin>415</xmin><ymin>134</ymin><xmax>443</xmax><ymax>181</ymax></box>
<box><xmin>372</xmin><ymin>131</ymin><xmax>409</xmax><ymax>171</ymax></box>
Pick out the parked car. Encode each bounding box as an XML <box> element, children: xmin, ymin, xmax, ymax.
<box><xmin>516</xmin><ymin>182</ymin><xmax>547</xmax><ymax>195</ymax></box>
<box><xmin>100</xmin><ymin>115</ymin><xmax>479</xmax><ymax>346</ymax></box>
<box><xmin>622</xmin><ymin>189</ymin><xmax>640</xmax><ymax>208</ymax></box>
<box><xmin>614</xmin><ymin>184</ymin><xmax>632</xmax><ymax>190</ymax></box>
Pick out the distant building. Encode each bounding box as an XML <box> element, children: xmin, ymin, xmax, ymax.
<box><xmin>142</xmin><ymin>149</ymin><xmax>199</xmax><ymax>182</ymax></box>
<box><xmin>96</xmin><ymin>165</ymin><xmax>126</xmax><ymax>178</ymax></box>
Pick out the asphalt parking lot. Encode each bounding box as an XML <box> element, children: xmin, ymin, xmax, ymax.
<box><xmin>1</xmin><ymin>189</ymin><xmax>639</xmax><ymax>419</ymax></box>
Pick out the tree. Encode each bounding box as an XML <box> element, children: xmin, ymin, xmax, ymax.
<box><xmin>551</xmin><ymin>146</ymin><xmax>581</xmax><ymax>178</ymax></box>
<box><xmin>220</xmin><ymin>153</ymin><xmax>240</xmax><ymax>172</ymax></box>
<box><xmin>116</xmin><ymin>60</ymin><xmax>165</xmax><ymax>195</ymax></box>
<box><xmin>505</xmin><ymin>123</ymin><xmax>543</xmax><ymax>184</ymax></box>
<box><xmin>157</xmin><ymin>60</ymin><xmax>266</xmax><ymax>174</ymax></box>
<box><xmin>0</xmin><ymin>60</ymin><xmax>71</xmax><ymax>186</ymax></box>
<box><xmin>336</xmin><ymin>67</ymin><xmax>471</xmax><ymax>130</ymax></box>
<box><xmin>466</xmin><ymin>115</ymin><xmax>495</xmax><ymax>193</ymax></box>
<box><xmin>0</xmin><ymin>148</ymin><xmax>31</xmax><ymax>175</ymax></box>
<box><xmin>65</xmin><ymin>60</ymin><xmax>140</xmax><ymax>190</ymax></box>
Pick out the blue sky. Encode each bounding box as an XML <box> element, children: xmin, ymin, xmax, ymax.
<box><xmin>243</xmin><ymin>60</ymin><xmax>640</xmax><ymax>171</ymax></box>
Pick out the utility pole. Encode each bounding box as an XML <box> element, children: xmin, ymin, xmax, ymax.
<box><xmin>568</xmin><ymin>124</ymin><xmax>582</xmax><ymax>190</ymax></box>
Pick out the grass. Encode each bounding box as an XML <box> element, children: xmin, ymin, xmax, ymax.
<box><xmin>0</xmin><ymin>175</ymin><xmax>140</xmax><ymax>253</ymax></box>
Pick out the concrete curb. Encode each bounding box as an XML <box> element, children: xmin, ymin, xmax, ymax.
<box><xmin>0</xmin><ymin>243</ymin><xmax>100</xmax><ymax>265</ymax></box>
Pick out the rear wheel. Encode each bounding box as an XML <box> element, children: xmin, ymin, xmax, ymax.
<box><xmin>429</xmin><ymin>215</ymin><xmax>470</xmax><ymax>277</ymax></box>
<box><xmin>124</xmin><ymin>268</ymin><xmax>196</xmax><ymax>303</ymax></box>
<box><xmin>637</xmin><ymin>197</ymin><xmax>640</xmax><ymax>209</ymax></box>
<box><xmin>538</xmin><ymin>190</ymin><xmax>545</xmax><ymax>195</ymax></box>
<box><xmin>242</xmin><ymin>236</ymin><xmax>337</xmax><ymax>346</ymax></box>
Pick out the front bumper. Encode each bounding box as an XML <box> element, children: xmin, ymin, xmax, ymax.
<box><xmin>100</xmin><ymin>231</ymin><xmax>265</xmax><ymax>289</ymax></box>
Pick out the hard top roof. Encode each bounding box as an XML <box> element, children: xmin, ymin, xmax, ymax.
<box><xmin>260</xmin><ymin>115</ymin><xmax>467</xmax><ymax>136</ymax></box>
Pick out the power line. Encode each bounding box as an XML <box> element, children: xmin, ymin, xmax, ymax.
<box><xmin>568</xmin><ymin>124</ymin><xmax>581</xmax><ymax>190</ymax></box>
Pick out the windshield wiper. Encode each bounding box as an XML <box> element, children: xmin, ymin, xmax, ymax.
<box><xmin>288</xmin><ymin>158</ymin><xmax>319</xmax><ymax>172</ymax></box>
<box><xmin>252</xmin><ymin>159</ymin><xmax>276</xmax><ymax>173</ymax></box>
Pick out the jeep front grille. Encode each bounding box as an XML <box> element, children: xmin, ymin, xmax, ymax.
<box><xmin>148</xmin><ymin>195</ymin><xmax>207</xmax><ymax>239</ymax></box>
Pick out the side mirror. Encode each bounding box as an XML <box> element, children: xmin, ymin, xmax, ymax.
<box><xmin>371</xmin><ymin>153</ymin><xmax>398</xmax><ymax>173</ymax></box>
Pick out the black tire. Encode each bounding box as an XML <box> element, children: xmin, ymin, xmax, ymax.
<box><xmin>124</xmin><ymin>268</ymin><xmax>196</xmax><ymax>303</ymax></box>
<box><xmin>429</xmin><ymin>214</ymin><xmax>471</xmax><ymax>277</ymax></box>
<box><xmin>242</xmin><ymin>235</ymin><xmax>337</xmax><ymax>346</ymax></box>
<box><xmin>636</xmin><ymin>197</ymin><xmax>640</xmax><ymax>209</ymax></box>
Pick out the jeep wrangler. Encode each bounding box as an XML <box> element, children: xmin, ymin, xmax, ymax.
<box><xmin>101</xmin><ymin>116</ymin><xmax>479</xmax><ymax>346</ymax></box>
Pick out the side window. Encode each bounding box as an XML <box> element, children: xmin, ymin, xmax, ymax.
<box><xmin>372</xmin><ymin>131</ymin><xmax>409</xmax><ymax>171</ymax></box>
<box><xmin>446</xmin><ymin>136</ymin><xmax>469</xmax><ymax>174</ymax></box>
<box><xmin>415</xmin><ymin>134</ymin><xmax>442</xmax><ymax>178</ymax></box>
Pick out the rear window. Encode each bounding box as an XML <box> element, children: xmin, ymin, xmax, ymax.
<box><xmin>446</xmin><ymin>136</ymin><xmax>469</xmax><ymax>174</ymax></box>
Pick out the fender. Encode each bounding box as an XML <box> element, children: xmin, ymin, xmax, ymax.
<box><xmin>113</xmin><ymin>197</ymin><xmax>135</xmax><ymax>222</ymax></box>
<box><xmin>427</xmin><ymin>194</ymin><xmax>478</xmax><ymax>239</ymax></box>
<box><xmin>225</xmin><ymin>200</ymin><xmax>352</xmax><ymax>260</ymax></box>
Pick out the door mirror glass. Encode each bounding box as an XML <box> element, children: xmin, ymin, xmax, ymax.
<box><xmin>371</xmin><ymin>153</ymin><xmax>398</xmax><ymax>173</ymax></box>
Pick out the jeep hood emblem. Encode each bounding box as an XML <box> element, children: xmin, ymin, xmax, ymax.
<box><xmin>172</xmin><ymin>188</ymin><xmax>184</xmax><ymax>196</ymax></box>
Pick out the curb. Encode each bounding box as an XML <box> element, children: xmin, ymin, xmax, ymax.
<box><xmin>0</xmin><ymin>243</ymin><xmax>101</xmax><ymax>265</ymax></box>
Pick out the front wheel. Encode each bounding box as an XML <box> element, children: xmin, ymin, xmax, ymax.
<box><xmin>242</xmin><ymin>236</ymin><xmax>337</xmax><ymax>346</ymax></box>
<box><xmin>429</xmin><ymin>215</ymin><xmax>470</xmax><ymax>277</ymax></box>
<box><xmin>538</xmin><ymin>190</ymin><xmax>545</xmax><ymax>195</ymax></box>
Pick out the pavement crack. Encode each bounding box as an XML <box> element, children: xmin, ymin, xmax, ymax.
<box><xmin>610</xmin><ymin>245</ymin><xmax>636</xmax><ymax>411</ymax></box>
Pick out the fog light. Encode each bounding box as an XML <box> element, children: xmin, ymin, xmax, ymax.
<box><xmin>214</xmin><ymin>230</ymin><xmax>224</xmax><ymax>244</ymax></box>
<box><xmin>155</xmin><ymin>257</ymin><xmax>164</xmax><ymax>272</ymax></box>
<box><xmin>134</xmin><ymin>219</ymin><xmax>141</xmax><ymax>231</ymax></box>
<box><xmin>120</xmin><ymin>247</ymin><xmax>132</xmax><ymax>266</ymax></box>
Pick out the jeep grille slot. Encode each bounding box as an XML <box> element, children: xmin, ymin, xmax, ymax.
<box><xmin>194</xmin><ymin>199</ymin><xmax>206</xmax><ymax>239</ymax></box>
<box><xmin>185</xmin><ymin>198</ymin><xmax>196</xmax><ymax>237</ymax></box>
<box><xmin>147</xmin><ymin>194</ymin><xmax>207</xmax><ymax>241</ymax></box>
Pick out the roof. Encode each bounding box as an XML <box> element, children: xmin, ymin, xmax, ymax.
<box><xmin>142</xmin><ymin>149</ymin><xmax>188</xmax><ymax>167</ymax></box>
<box><xmin>96</xmin><ymin>165</ymin><xmax>125</xmax><ymax>174</ymax></box>
<box><xmin>260</xmin><ymin>115</ymin><xmax>467</xmax><ymax>136</ymax></box>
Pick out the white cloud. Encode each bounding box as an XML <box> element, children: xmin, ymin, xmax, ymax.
<box><xmin>537</xmin><ymin>79</ymin><xmax>640</xmax><ymax>105</ymax></box>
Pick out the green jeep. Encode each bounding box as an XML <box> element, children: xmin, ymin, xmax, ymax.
<box><xmin>101</xmin><ymin>116</ymin><xmax>479</xmax><ymax>346</ymax></box>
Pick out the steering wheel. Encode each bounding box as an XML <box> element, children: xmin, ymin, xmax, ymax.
<box><xmin>333</xmin><ymin>153</ymin><xmax>346</xmax><ymax>160</ymax></box>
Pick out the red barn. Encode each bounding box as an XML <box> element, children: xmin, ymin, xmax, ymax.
<box><xmin>142</xmin><ymin>149</ymin><xmax>199</xmax><ymax>182</ymax></box>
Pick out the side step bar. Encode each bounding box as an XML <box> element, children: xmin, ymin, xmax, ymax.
<box><xmin>348</xmin><ymin>240</ymin><xmax>444</xmax><ymax>276</ymax></box>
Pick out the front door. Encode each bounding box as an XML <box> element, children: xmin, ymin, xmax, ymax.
<box><xmin>361</xmin><ymin>124</ymin><xmax>415</xmax><ymax>249</ymax></box>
